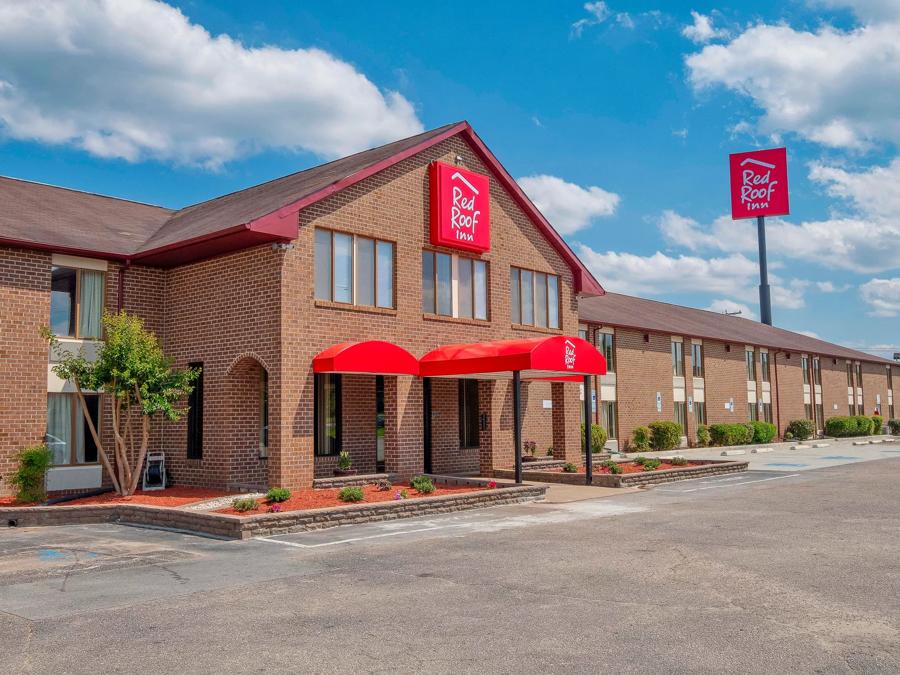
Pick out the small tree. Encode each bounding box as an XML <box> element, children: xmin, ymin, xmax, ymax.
<box><xmin>44</xmin><ymin>311</ymin><xmax>200</xmax><ymax>496</ymax></box>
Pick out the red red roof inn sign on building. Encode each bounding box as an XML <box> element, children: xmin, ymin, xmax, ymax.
<box><xmin>729</xmin><ymin>147</ymin><xmax>790</xmax><ymax>220</ymax></box>
<box><xmin>429</xmin><ymin>161</ymin><xmax>491</xmax><ymax>253</ymax></box>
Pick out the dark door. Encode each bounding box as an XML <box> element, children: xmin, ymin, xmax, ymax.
<box><xmin>423</xmin><ymin>377</ymin><xmax>433</xmax><ymax>473</ymax></box>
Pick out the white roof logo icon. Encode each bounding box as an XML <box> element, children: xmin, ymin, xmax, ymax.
<box><xmin>451</xmin><ymin>171</ymin><xmax>479</xmax><ymax>195</ymax></box>
<box><xmin>740</xmin><ymin>157</ymin><xmax>776</xmax><ymax>170</ymax></box>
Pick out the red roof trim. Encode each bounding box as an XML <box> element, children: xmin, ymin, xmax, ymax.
<box><xmin>313</xmin><ymin>341</ymin><xmax>419</xmax><ymax>376</ymax></box>
<box><xmin>0</xmin><ymin>237</ymin><xmax>129</xmax><ymax>262</ymax></box>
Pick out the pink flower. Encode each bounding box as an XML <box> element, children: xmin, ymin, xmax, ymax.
<box><xmin>268</xmin><ymin>503</ymin><xmax>282</xmax><ymax>513</ymax></box>
<box><xmin>488</xmin><ymin>480</ymin><xmax>497</xmax><ymax>489</ymax></box>
<box><xmin>394</xmin><ymin>491</ymin><xmax>403</xmax><ymax>500</ymax></box>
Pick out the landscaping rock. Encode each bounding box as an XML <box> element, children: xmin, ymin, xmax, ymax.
<box><xmin>721</xmin><ymin>449</ymin><xmax>746</xmax><ymax>456</ymax></box>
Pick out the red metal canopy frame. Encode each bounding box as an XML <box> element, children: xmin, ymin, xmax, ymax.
<box><xmin>420</xmin><ymin>335</ymin><xmax>605</xmax><ymax>485</ymax></box>
<box><xmin>313</xmin><ymin>341</ymin><xmax>418</xmax><ymax>376</ymax></box>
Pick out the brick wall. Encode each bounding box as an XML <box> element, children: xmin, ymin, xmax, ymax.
<box><xmin>0</xmin><ymin>247</ymin><xmax>51</xmax><ymax>496</ymax></box>
<box><xmin>703</xmin><ymin>341</ymin><xmax>749</xmax><ymax>427</ymax></box>
<box><xmin>614</xmin><ymin>329</ymin><xmax>672</xmax><ymax>449</ymax></box>
<box><xmin>819</xmin><ymin>357</ymin><xmax>846</xmax><ymax>424</ymax></box>
<box><xmin>773</xmin><ymin>352</ymin><xmax>805</xmax><ymax>435</ymax></box>
<box><xmin>862</xmin><ymin>362</ymin><xmax>890</xmax><ymax>419</ymax></box>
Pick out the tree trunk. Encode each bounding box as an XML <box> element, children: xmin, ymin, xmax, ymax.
<box><xmin>73</xmin><ymin>382</ymin><xmax>121</xmax><ymax>495</ymax></box>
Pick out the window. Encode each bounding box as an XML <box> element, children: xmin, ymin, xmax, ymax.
<box><xmin>855</xmin><ymin>363</ymin><xmax>863</xmax><ymax>391</ymax></box>
<box><xmin>315</xmin><ymin>229</ymin><xmax>394</xmax><ymax>308</ymax></box>
<box><xmin>802</xmin><ymin>355</ymin><xmax>810</xmax><ymax>385</ymax></box>
<box><xmin>376</xmin><ymin>376</ymin><xmax>385</xmax><ymax>471</ymax></box>
<box><xmin>671</xmin><ymin>340</ymin><xmax>684</xmax><ymax>377</ymax></box>
<box><xmin>458</xmin><ymin>379</ymin><xmax>479</xmax><ymax>448</ymax></box>
<box><xmin>510</xmin><ymin>267</ymin><xmax>560</xmax><ymax>329</ymax></box>
<box><xmin>849</xmin><ymin>402</ymin><xmax>857</xmax><ymax>415</ymax></box>
<box><xmin>46</xmin><ymin>393</ymin><xmax>100</xmax><ymax>465</ymax></box>
<box><xmin>748</xmin><ymin>402</ymin><xmax>758</xmax><ymax>421</ymax></box>
<box><xmin>887</xmin><ymin>368</ymin><xmax>893</xmax><ymax>392</ymax></box>
<box><xmin>187</xmin><ymin>362</ymin><xmax>203</xmax><ymax>459</ymax></box>
<box><xmin>847</xmin><ymin>362</ymin><xmax>854</xmax><ymax>387</ymax></box>
<box><xmin>598</xmin><ymin>332</ymin><xmax>615</xmax><ymax>372</ymax></box>
<box><xmin>816</xmin><ymin>403</ymin><xmax>824</xmax><ymax>426</ymax></box>
<box><xmin>674</xmin><ymin>401</ymin><xmax>687</xmax><ymax>435</ymax></box>
<box><xmin>694</xmin><ymin>401</ymin><xmax>707</xmax><ymax>426</ymax></box>
<box><xmin>314</xmin><ymin>373</ymin><xmax>342</xmax><ymax>456</ymax></box>
<box><xmin>760</xmin><ymin>351</ymin><xmax>770</xmax><ymax>383</ymax></box>
<box><xmin>691</xmin><ymin>342</ymin><xmax>704</xmax><ymax>378</ymax></box>
<box><xmin>813</xmin><ymin>357</ymin><xmax>822</xmax><ymax>386</ymax></box>
<box><xmin>761</xmin><ymin>402</ymin><xmax>772</xmax><ymax>423</ymax></box>
<box><xmin>50</xmin><ymin>266</ymin><xmax>105</xmax><ymax>339</ymax></box>
<box><xmin>578</xmin><ymin>326</ymin><xmax>588</xmax><ymax>341</ymax></box>
<box><xmin>422</xmin><ymin>252</ymin><xmax>487</xmax><ymax>319</ymax></box>
<box><xmin>259</xmin><ymin>370</ymin><xmax>269</xmax><ymax>458</ymax></box>
<box><xmin>601</xmin><ymin>401</ymin><xmax>617</xmax><ymax>440</ymax></box>
<box><xmin>804</xmin><ymin>403</ymin><xmax>813</xmax><ymax>420</ymax></box>
<box><xmin>746</xmin><ymin>349</ymin><xmax>756</xmax><ymax>381</ymax></box>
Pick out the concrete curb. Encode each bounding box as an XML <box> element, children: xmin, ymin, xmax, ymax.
<box><xmin>493</xmin><ymin>460</ymin><xmax>748</xmax><ymax>488</ymax></box>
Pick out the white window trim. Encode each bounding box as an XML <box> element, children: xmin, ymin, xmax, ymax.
<box><xmin>52</xmin><ymin>254</ymin><xmax>108</xmax><ymax>272</ymax></box>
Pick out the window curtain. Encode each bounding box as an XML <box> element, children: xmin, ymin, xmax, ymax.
<box><xmin>47</xmin><ymin>394</ymin><xmax>72</xmax><ymax>465</ymax></box>
<box><xmin>78</xmin><ymin>270</ymin><xmax>104</xmax><ymax>338</ymax></box>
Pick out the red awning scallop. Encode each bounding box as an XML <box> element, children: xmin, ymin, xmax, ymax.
<box><xmin>313</xmin><ymin>341</ymin><xmax>419</xmax><ymax>376</ymax></box>
<box><xmin>419</xmin><ymin>335</ymin><xmax>606</xmax><ymax>379</ymax></box>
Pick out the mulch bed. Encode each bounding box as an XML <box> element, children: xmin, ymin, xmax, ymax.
<box><xmin>217</xmin><ymin>482</ymin><xmax>487</xmax><ymax>516</ymax></box>
<box><xmin>1</xmin><ymin>487</ymin><xmax>235</xmax><ymax>508</ymax></box>
<box><xmin>555</xmin><ymin>460</ymin><xmax>713</xmax><ymax>475</ymax></box>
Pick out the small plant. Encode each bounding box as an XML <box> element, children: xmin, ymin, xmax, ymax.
<box><xmin>889</xmin><ymin>419</ymin><xmax>900</xmax><ymax>435</ymax></box>
<box><xmin>633</xmin><ymin>456</ymin><xmax>649</xmax><ymax>465</ymax></box>
<box><xmin>266</xmin><ymin>487</ymin><xmax>292</xmax><ymax>503</ymax></box>
<box><xmin>411</xmin><ymin>475</ymin><xmax>435</xmax><ymax>494</ymax></box>
<box><xmin>749</xmin><ymin>421</ymin><xmax>777</xmax><ymax>444</ymax></box>
<box><xmin>785</xmin><ymin>419</ymin><xmax>813</xmax><ymax>441</ymax></box>
<box><xmin>696</xmin><ymin>424</ymin><xmax>711</xmax><ymax>448</ymax></box>
<box><xmin>600</xmin><ymin>460</ymin><xmax>622</xmax><ymax>474</ymax></box>
<box><xmin>871</xmin><ymin>415</ymin><xmax>884</xmax><ymax>435</ymax></box>
<box><xmin>648</xmin><ymin>421</ymin><xmax>682</xmax><ymax>451</ymax></box>
<box><xmin>376</xmin><ymin>478</ymin><xmax>392</xmax><ymax>491</ymax></box>
<box><xmin>8</xmin><ymin>445</ymin><xmax>53</xmax><ymax>503</ymax></box>
<box><xmin>524</xmin><ymin>440</ymin><xmax>537</xmax><ymax>456</ymax></box>
<box><xmin>562</xmin><ymin>462</ymin><xmax>578</xmax><ymax>473</ymax></box>
<box><xmin>671</xmin><ymin>456</ymin><xmax>689</xmax><ymax>466</ymax></box>
<box><xmin>337</xmin><ymin>450</ymin><xmax>352</xmax><ymax>471</ymax></box>
<box><xmin>632</xmin><ymin>426</ymin><xmax>651</xmax><ymax>451</ymax></box>
<box><xmin>338</xmin><ymin>486</ymin><xmax>364</xmax><ymax>502</ymax></box>
<box><xmin>232</xmin><ymin>496</ymin><xmax>260</xmax><ymax>512</ymax></box>
<box><xmin>268</xmin><ymin>503</ymin><xmax>282</xmax><ymax>513</ymax></box>
<box><xmin>400</xmin><ymin>489</ymin><xmax>409</xmax><ymax>499</ymax></box>
<box><xmin>640</xmin><ymin>458</ymin><xmax>662</xmax><ymax>471</ymax></box>
<box><xmin>581</xmin><ymin>423</ymin><xmax>608</xmax><ymax>453</ymax></box>
<box><xmin>546</xmin><ymin>447</ymin><xmax>554</xmax><ymax>456</ymax></box>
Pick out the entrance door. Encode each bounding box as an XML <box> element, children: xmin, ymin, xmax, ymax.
<box><xmin>376</xmin><ymin>375</ymin><xmax>385</xmax><ymax>472</ymax></box>
<box><xmin>423</xmin><ymin>377</ymin><xmax>433</xmax><ymax>473</ymax></box>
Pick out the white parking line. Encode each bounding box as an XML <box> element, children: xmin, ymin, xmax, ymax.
<box><xmin>656</xmin><ymin>473</ymin><xmax>800</xmax><ymax>493</ymax></box>
<box><xmin>257</xmin><ymin>524</ymin><xmax>467</xmax><ymax>549</ymax></box>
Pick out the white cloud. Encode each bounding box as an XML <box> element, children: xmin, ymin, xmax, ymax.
<box><xmin>574</xmin><ymin>245</ymin><xmax>809</xmax><ymax>310</ymax></box>
<box><xmin>816</xmin><ymin>281</ymin><xmax>851</xmax><ymax>293</ymax></box>
<box><xmin>811</xmin><ymin>0</ymin><xmax>900</xmax><ymax>21</ymax></box>
<box><xmin>682</xmin><ymin>11</ymin><xmax>729</xmax><ymax>44</ymax></box>
<box><xmin>809</xmin><ymin>158</ymin><xmax>900</xmax><ymax>220</ymax></box>
<box><xmin>860</xmin><ymin>277</ymin><xmax>900</xmax><ymax>316</ymax></box>
<box><xmin>686</xmin><ymin>18</ymin><xmax>900</xmax><ymax>150</ymax></box>
<box><xmin>518</xmin><ymin>175</ymin><xmax>619</xmax><ymax>235</ymax></box>
<box><xmin>571</xmin><ymin>2</ymin><xmax>612</xmax><ymax>37</ymax></box>
<box><xmin>707</xmin><ymin>299</ymin><xmax>757</xmax><ymax>320</ymax></box>
<box><xmin>0</xmin><ymin>0</ymin><xmax>422</xmax><ymax>168</ymax></box>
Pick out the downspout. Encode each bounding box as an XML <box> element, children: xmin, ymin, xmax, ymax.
<box><xmin>773</xmin><ymin>351</ymin><xmax>782</xmax><ymax>438</ymax></box>
<box><xmin>117</xmin><ymin>259</ymin><xmax>131</xmax><ymax>312</ymax></box>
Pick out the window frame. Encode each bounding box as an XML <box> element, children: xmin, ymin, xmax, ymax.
<box><xmin>671</xmin><ymin>340</ymin><xmax>685</xmax><ymax>377</ymax></box>
<box><xmin>187</xmin><ymin>362</ymin><xmax>204</xmax><ymax>460</ymax></box>
<box><xmin>674</xmin><ymin>401</ymin><xmax>687</xmax><ymax>436</ymax></box>
<box><xmin>760</xmin><ymin>351</ymin><xmax>770</xmax><ymax>383</ymax></box>
<box><xmin>802</xmin><ymin>355</ymin><xmax>810</xmax><ymax>385</ymax></box>
<box><xmin>314</xmin><ymin>373</ymin><xmax>343</xmax><ymax>457</ymax></box>
<box><xmin>694</xmin><ymin>400</ymin><xmax>707</xmax><ymax>425</ymax></box>
<box><xmin>46</xmin><ymin>392</ymin><xmax>101</xmax><ymax>466</ymax></box>
<box><xmin>691</xmin><ymin>342</ymin><xmax>704</xmax><ymax>378</ymax></box>
<box><xmin>315</xmin><ymin>228</ymin><xmax>395</xmax><ymax>309</ymax></box>
<box><xmin>50</xmin><ymin>266</ymin><xmax>106</xmax><ymax>340</ymax></box>
<box><xmin>510</xmin><ymin>265</ymin><xmax>560</xmax><ymax>329</ymax></box>
<box><xmin>422</xmin><ymin>250</ymin><xmax>489</xmax><ymax>320</ymax></box>
<box><xmin>259</xmin><ymin>370</ymin><xmax>269</xmax><ymax>458</ymax></box>
<box><xmin>458</xmin><ymin>379</ymin><xmax>480</xmax><ymax>449</ymax></box>
<box><xmin>601</xmin><ymin>400</ymin><xmax>618</xmax><ymax>440</ymax></box>
<box><xmin>813</xmin><ymin>356</ymin><xmax>822</xmax><ymax>386</ymax></box>
<box><xmin>746</xmin><ymin>349</ymin><xmax>756</xmax><ymax>382</ymax></box>
<box><xmin>597</xmin><ymin>331</ymin><xmax>616</xmax><ymax>373</ymax></box>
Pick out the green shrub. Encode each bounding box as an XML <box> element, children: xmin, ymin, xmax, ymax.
<box><xmin>889</xmin><ymin>419</ymin><xmax>900</xmax><ymax>435</ymax></box>
<box><xmin>696</xmin><ymin>424</ymin><xmax>711</xmax><ymax>447</ymax></box>
<box><xmin>337</xmin><ymin>450</ymin><xmax>352</xmax><ymax>471</ymax></box>
<box><xmin>599</xmin><ymin>460</ymin><xmax>622</xmax><ymax>474</ymax></box>
<box><xmin>641</xmin><ymin>459</ymin><xmax>662</xmax><ymax>471</ymax></box>
<box><xmin>581</xmin><ymin>423</ymin><xmax>608</xmax><ymax>454</ymax></box>
<box><xmin>338</xmin><ymin>486</ymin><xmax>364</xmax><ymax>502</ymax></box>
<box><xmin>871</xmin><ymin>416</ymin><xmax>884</xmax><ymax>435</ymax></box>
<box><xmin>671</xmin><ymin>456</ymin><xmax>689</xmax><ymax>466</ymax></box>
<box><xmin>785</xmin><ymin>419</ymin><xmax>814</xmax><ymax>442</ymax></box>
<box><xmin>631</xmin><ymin>426</ymin><xmax>651</xmax><ymax>451</ymax></box>
<box><xmin>825</xmin><ymin>415</ymin><xmax>875</xmax><ymax>437</ymax></box>
<box><xmin>749</xmin><ymin>421</ymin><xmax>777</xmax><ymax>444</ymax></box>
<box><xmin>265</xmin><ymin>487</ymin><xmax>291</xmax><ymax>503</ymax></box>
<box><xmin>232</xmin><ymin>496</ymin><xmax>260</xmax><ymax>512</ymax></box>
<box><xmin>562</xmin><ymin>462</ymin><xmax>578</xmax><ymax>473</ymax></box>
<box><xmin>546</xmin><ymin>447</ymin><xmax>554</xmax><ymax>456</ymax></box>
<box><xmin>8</xmin><ymin>444</ymin><xmax>53</xmax><ymax>503</ymax></box>
<box><xmin>649</xmin><ymin>421</ymin><xmax>682</xmax><ymax>451</ymax></box>
<box><xmin>410</xmin><ymin>475</ymin><xmax>435</xmax><ymax>494</ymax></box>
<box><xmin>708</xmin><ymin>423</ymin><xmax>753</xmax><ymax>446</ymax></box>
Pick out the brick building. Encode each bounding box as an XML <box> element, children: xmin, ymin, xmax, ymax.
<box><xmin>0</xmin><ymin>121</ymin><xmax>896</xmax><ymax>495</ymax></box>
<box><xmin>579</xmin><ymin>293</ymin><xmax>898</xmax><ymax>451</ymax></box>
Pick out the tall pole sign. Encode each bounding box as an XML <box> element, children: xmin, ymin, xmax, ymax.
<box><xmin>729</xmin><ymin>147</ymin><xmax>790</xmax><ymax>326</ymax></box>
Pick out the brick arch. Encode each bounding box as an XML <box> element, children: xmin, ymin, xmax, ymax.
<box><xmin>225</xmin><ymin>351</ymin><xmax>271</xmax><ymax>377</ymax></box>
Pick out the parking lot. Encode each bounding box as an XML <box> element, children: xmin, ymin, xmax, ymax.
<box><xmin>2</xmin><ymin>444</ymin><xmax>899</xmax><ymax>673</ymax></box>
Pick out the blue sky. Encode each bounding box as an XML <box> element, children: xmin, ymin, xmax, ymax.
<box><xmin>0</xmin><ymin>0</ymin><xmax>897</xmax><ymax>356</ymax></box>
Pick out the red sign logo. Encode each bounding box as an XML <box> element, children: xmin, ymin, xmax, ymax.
<box><xmin>429</xmin><ymin>161</ymin><xmax>491</xmax><ymax>253</ymax></box>
<box><xmin>564</xmin><ymin>339</ymin><xmax>576</xmax><ymax>370</ymax></box>
<box><xmin>729</xmin><ymin>147</ymin><xmax>790</xmax><ymax>220</ymax></box>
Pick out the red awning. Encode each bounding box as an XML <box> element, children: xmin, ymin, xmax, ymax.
<box><xmin>419</xmin><ymin>335</ymin><xmax>606</xmax><ymax>379</ymax></box>
<box><xmin>313</xmin><ymin>341</ymin><xmax>419</xmax><ymax>376</ymax></box>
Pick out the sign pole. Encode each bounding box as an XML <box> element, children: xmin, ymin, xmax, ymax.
<box><xmin>756</xmin><ymin>215</ymin><xmax>773</xmax><ymax>326</ymax></box>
